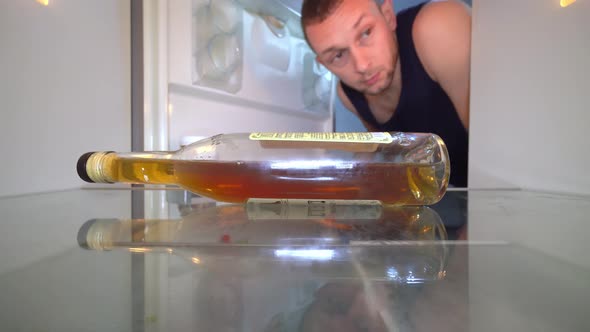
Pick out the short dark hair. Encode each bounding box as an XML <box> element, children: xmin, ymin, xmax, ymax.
<box><xmin>301</xmin><ymin>0</ymin><xmax>386</xmax><ymax>52</ymax></box>
<box><xmin>301</xmin><ymin>0</ymin><xmax>345</xmax><ymax>51</ymax></box>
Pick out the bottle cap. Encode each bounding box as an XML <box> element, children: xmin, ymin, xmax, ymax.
<box><xmin>77</xmin><ymin>151</ymin><xmax>114</xmax><ymax>183</ymax></box>
<box><xmin>77</xmin><ymin>152</ymin><xmax>97</xmax><ymax>183</ymax></box>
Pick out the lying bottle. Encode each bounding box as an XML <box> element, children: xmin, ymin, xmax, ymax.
<box><xmin>77</xmin><ymin>132</ymin><xmax>450</xmax><ymax>205</ymax></box>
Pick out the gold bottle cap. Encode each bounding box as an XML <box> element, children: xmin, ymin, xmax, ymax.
<box><xmin>77</xmin><ymin>151</ymin><xmax>114</xmax><ymax>183</ymax></box>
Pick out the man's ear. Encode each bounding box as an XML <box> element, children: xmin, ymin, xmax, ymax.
<box><xmin>380</xmin><ymin>0</ymin><xmax>397</xmax><ymax>31</ymax></box>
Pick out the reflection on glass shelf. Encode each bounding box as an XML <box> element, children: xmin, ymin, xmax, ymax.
<box><xmin>78</xmin><ymin>199</ymin><xmax>449</xmax><ymax>284</ymax></box>
<box><xmin>274</xmin><ymin>248</ymin><xmax>335</xmax><ymax>260</ymax></box>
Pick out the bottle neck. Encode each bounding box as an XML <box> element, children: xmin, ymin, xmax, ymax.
<box><xmin>86</xmin><ymin>151</ymin><xmax>176</xmax><ymax>185</ymax></box>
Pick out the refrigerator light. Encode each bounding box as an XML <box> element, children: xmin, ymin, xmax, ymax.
<box><xmin>36</xmin><ymin>0</ymin><xmax>49</xmax><ymax>5</ymax></box>
<box><xmin>560</xmin><ymin>0</ymin><xmax>576</xmax><ymax>7</ymax></box>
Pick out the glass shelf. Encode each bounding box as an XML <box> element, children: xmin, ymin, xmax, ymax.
<box><xmin>0</xmin><ymin>189</ymin><xmax>588</xmax><ymax>331</ymax></box>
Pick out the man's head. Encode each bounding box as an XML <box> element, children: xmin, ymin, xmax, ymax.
<box><xmin>301</xmin><ymin>0</ymin><xmax>398</xmax><ymax>96</ymax></box>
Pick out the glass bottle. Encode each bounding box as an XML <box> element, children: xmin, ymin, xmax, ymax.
<box><xmin>77</xmin><ymin>132</ymin><xmax>450</xmax><ymax>205</ymax></box>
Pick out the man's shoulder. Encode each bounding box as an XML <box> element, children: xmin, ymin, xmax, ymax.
<box><xmin>412</xmin><ymin>0</ymin><xmax>471</xmax><ymax>43</ymax></box>
<box><xmin>411</xmin><ymin>0</ymin><xmax>471</xmax><ymax>81</ymax></box>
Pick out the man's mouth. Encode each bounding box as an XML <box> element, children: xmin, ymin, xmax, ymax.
<box><xmin>364</xmin><ymin>72</ymin><xmax>381</xmax><ymax>86</ymax></box>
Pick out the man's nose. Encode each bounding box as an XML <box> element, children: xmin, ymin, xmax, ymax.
<box><xmin>351</xmin><ymin>47</ymin><xmax>371</xmax><ymax>73</ymax></box>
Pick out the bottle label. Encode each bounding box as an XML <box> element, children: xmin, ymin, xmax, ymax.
<box><xmin>246</xmin><ymin>198</ymin><xmax>383</xmax><ymax>220</ymax></box>
<box><xmin>249</xmin><ymin>132</ymin><xmax>393</xmax><ymax>144</ymax></box>
<box><xmin>249</xmin><ymin>132</ymin><xmax>392</xmax><ymax>152</ymax></box>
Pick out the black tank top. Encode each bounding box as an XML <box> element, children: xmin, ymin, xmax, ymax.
<box><xmin>340</xmin><ymin>3</ymin><xmax>468</xmax><ymax>187</ymax></box>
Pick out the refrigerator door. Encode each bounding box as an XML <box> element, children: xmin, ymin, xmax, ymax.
<box><xmin>150</xmin><ymin>0</ymin><xmax>335</xmax><ymax>151</ymax></box>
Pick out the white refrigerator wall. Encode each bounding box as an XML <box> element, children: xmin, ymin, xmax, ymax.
<box><xmin>0</xmin><ymin>0</ymin><xmax>131</xmax><ymax>197</ymax></box>
<box><xmin>165</xmin><ymin>0</ymin><xmax>333</xmax><ymax>150</ymax></box>
<box><xmin>0</xmin><ymin>190</ymin><xmax>133</xmax><ymax>331</ymax></box>
<box><xmin>469</xmin><ymin>0</ymin><xmax>590</xmax><ymax>194</ymax></box>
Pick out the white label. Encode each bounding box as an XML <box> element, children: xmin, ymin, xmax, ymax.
<box><xmin>246</xmin><ymin>198</ymin><xmax>383</xmax><ymax>220</ymax></box>
<box><xmin>249</xmin><ymin>132</ymin><xmax>393</xmax><ymax>144</ymax></box>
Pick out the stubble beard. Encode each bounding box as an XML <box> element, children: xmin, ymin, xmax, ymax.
<box><xmin>364</xmin><ymin>46</ymin><xmax>398</xmax><ymax>96</ymax></box>
<box><xmin>363</xmin><ymin>67</ymin><xmax>395</xmax><ymax>96</ymax></box>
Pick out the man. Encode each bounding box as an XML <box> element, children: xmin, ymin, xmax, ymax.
<box><xmin>301</xmin><ymin>0</ymin><xmax>471</xmax><ymax>187</ymax></box>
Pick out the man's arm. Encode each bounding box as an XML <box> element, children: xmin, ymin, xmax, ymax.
<box><xmin>337</xmin><ymin>83</ymin><xmax>380</xmax><ymax>132</ymax></box>
<box><xmin>412</xmin><ymin>0</ymin><xmax>471</xmax><ymax>130</ymax></box>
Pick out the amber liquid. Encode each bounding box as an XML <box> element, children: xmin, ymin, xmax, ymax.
<box><xmin>109</xmin><ymin>157</ymin><xmax>176</xmax><ymax>185</ymax></box>
<box><xmin>109</xmin><ymin>158</ymin><xmax>446</xmax><ymax>205</ymax></box>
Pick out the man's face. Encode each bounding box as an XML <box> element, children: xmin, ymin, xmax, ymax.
<box><xmin>306</xmin><ymin>0</ymin><xmax>398</xmax><ymax>96</ymax></box>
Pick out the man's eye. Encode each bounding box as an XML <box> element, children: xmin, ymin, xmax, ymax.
<box><xmin>331</xmin><ymin>51</ymin><xmax>344</xmax><ymax>63</ymax></box>
<box><xmin>361</xmin><ymin>28</ymin><xmax>372</xmax><ymax>38</ymax></box>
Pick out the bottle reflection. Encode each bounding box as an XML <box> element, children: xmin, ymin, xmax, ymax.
<box><xmin>78</xmin><ymin>199</ymin><xmax>449</xmax><ymax>283</ymax></box>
